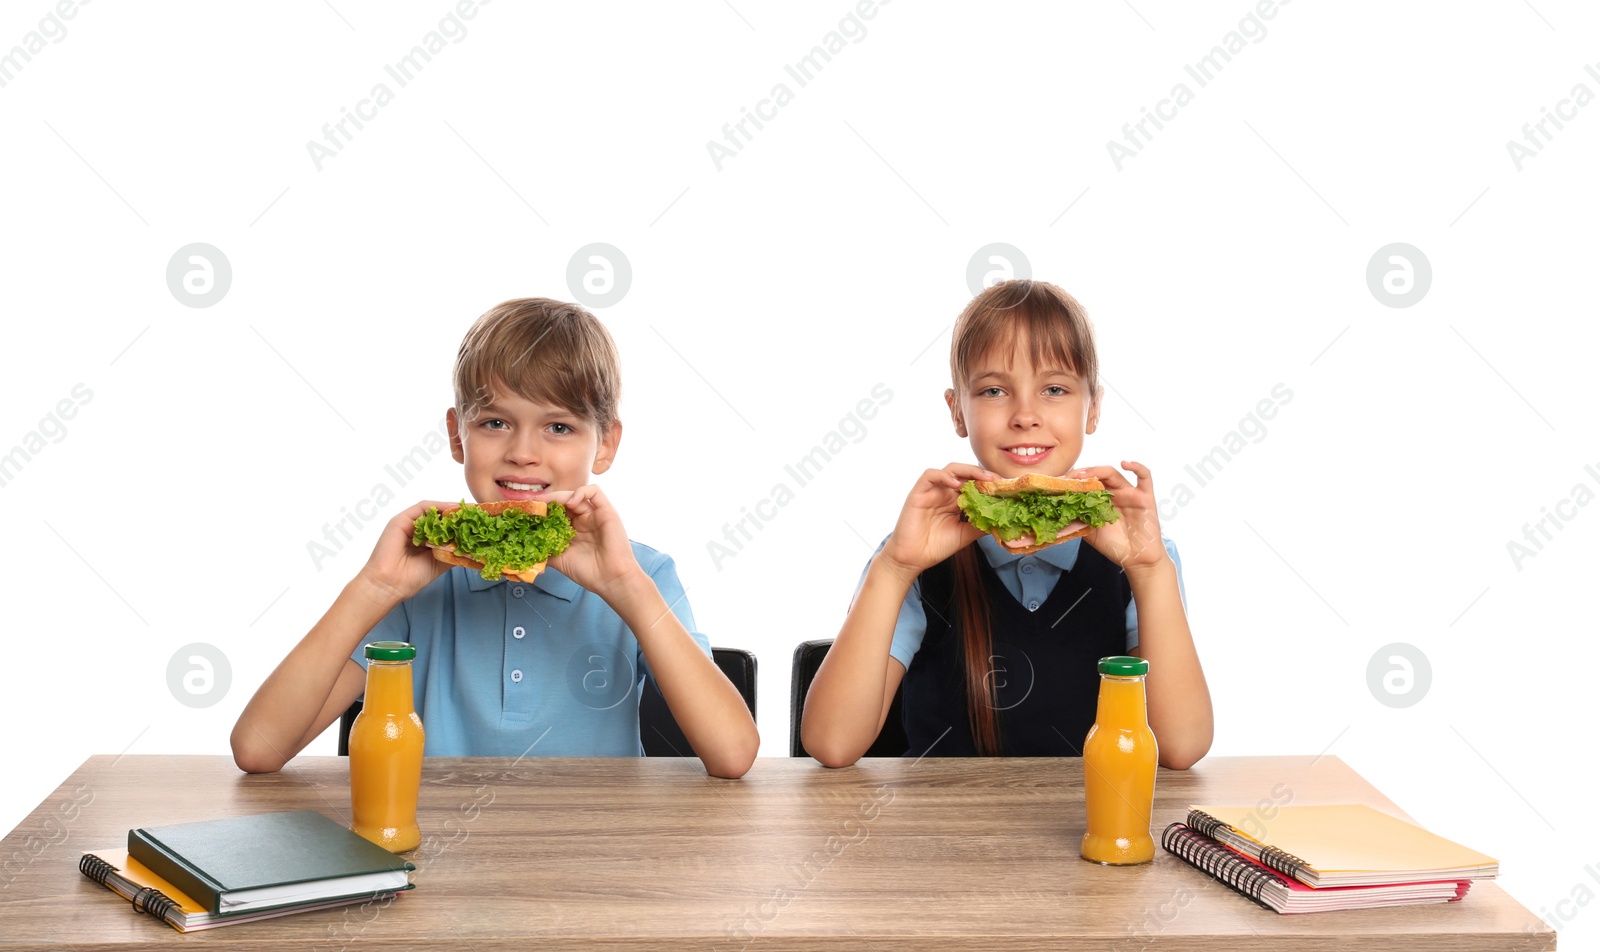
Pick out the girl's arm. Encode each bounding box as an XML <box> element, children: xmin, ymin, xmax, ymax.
<box><xmin>802</xmin><ymin>463</ymin><xmax>999</xmax><ymax>767</ymax></box>
<box><xmin>1127</xmin><ymin>557</ymin><xmax>1213</xmax><ymax>769</ymax></box>
<box><xmin>801</xmin><ymin>552</ymin><xmax>915</xmax><ymax>767</ymax></box>
<box><xmin>539</xmin><ymin>484</ymin><xmax>759</xmax><ymax>779</ymax></box>
<box><xmin>1071</xmin><ymin>461</ymin><xmax>1213</xmax><ymax>769</ymax></box>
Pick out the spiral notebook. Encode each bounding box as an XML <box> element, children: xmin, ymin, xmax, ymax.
<box><xmin>79</xmin><ymin>849</ymin><xmax>402</xmax><ymax>933</ymax></box>
<box><xmin>1186</xmin><ymin>804</ymin><xmax>1498</xmax><ymax>888</ymax></box>
<box><xmin>127</xmin><ymin>810</ymin><xmax>415</xmax><ymax>915</ymax></box>
<box><xmin>1161</xmin><ymin>824</ymin><xmax>1471</xmax><ymax>914</ymax></box>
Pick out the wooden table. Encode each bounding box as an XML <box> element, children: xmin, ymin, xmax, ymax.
<box><xmin>0</xmin><ymin>755</ymin><xmax>1554</xmax><ymax>950</ymax></box>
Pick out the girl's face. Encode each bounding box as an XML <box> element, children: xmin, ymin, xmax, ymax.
<box><xmin>945</xmin><ymin>346</ymin><xmax>1098</xmax><ymax>478</ymax></box>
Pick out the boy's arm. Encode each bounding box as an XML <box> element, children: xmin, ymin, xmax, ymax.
<box><xmin>229</xmin><ymin>582</ymin><xmax>393</xmax><ymax>772</ymax></box>
<box><xmin>230</xmin><ymin>502</ymin><xmax>451</xmax><ymax>773</ymax></box>
<box><xmin>539</xmin><ymin>484</ymin><xmax>758</xmax><ymax>779</ymax></box>
<box><xmin>608</xmin><ymin>574</ymin><xmax>758</xmax><ymax>779</ymax></box>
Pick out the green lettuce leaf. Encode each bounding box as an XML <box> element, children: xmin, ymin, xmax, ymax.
<box><xmin>956</xmin><ymin>480</ymin><xmax>1120</xmax><ymax>545</ymax></box>
<box><xmin>412</xmin><ymin>501</ymin><xmax>576</xmax><ymax>580</ymax></box>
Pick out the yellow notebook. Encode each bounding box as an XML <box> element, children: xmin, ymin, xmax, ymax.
<box><xmin>79</xmin><ymin>849</ymin><xmax>401</xmax><ymax>932</ymax></box>
<box><xmin>1186</xmin><ymin>804</ymin><xmax>1499</xmax><ymax>888</ymax></box>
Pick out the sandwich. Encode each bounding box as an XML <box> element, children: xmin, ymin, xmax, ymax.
<box><xmin>411</xmin><ymin>499</ymin><xmax>576</xmax><ymax>582</ymax></box>
<box><xmin>957</xmin><ymin>474</ymin><xmax>1121</xmax><ymax>556</ymax></box>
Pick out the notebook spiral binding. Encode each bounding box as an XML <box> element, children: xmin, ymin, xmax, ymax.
<box><xmin>132</xmin><ymin>886</ymin><xmax>179</xmax><ymax>921</ymax></box>
<box><xmin>78</xmin><ymin>853</ymin><xmax>115</xmax><ymax>885</ymax></box>
<box><xmin>1257</xmin><ymin>845</ymin><xmax>1307</xmax><ymax>879</ymax></box>
<box><xmin>1185</xmin><ymin>808</ymin><xmax>1311</xmax><ymax>880</ymax></box>
<box><xmin>79</xmin><ymin>853</ymin><xmax>179</xmax><ymax>921</ymax></box>
<box><xmin>1186</xmin><ymin>809</ymin><xmax>1225</xmax><ymax>839</ymax></box>
<box><xmin>1161</xmin><ymin>823</ymin><xmax>1276</xmax><ymax>912</ymax></box>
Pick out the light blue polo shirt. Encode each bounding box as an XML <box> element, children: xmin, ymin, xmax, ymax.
<box><xmin>857</xmin><ymin>534</ymin><xmax>1188</xmax><ymax>670</ymax></box>
<box><xmin>351</xmin><ymin>541</ymin><xmax>710</xmax><ymax>757</ymax></box>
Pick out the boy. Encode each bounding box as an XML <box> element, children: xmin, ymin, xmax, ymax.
<box><xmin>231</xmin><ymin>299</ymin><xmax>759</xmax><ymax>779</ymax></box>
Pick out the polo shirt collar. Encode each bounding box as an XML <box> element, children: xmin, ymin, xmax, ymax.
<box><xmin>462</xmin><ymin>565</ymin><xmax>581</xmax><ymax>601</ymax></box>
<box><xmin>977</xmin><ymin>532</ymin><xmax>1082</xmax><ymax>572</ymax></box>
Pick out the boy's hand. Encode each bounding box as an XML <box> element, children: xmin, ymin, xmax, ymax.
<box><xmin>357</xmin><ymin>500</ymin><xmax>455</xmax><ymax>604</ymax></box>
<box><xmin>1069</xmin><ymin>461</ymin><xmax>1170</xmax><ymax>575</ymax></box>
<box><xmin>880</xmin><ymin>463</ymin><xmax>1001</xmax><ymax>576</ymax></box>
<box><xmin>533</xmin><ymin>485</ymin><xmax>644</xmax><ymax>602</ymax></box>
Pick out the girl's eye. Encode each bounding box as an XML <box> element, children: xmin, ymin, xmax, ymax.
<box><xmin>548</xmin><ymin>423</ymin><xmax>574</xmax><ymax>436</ymax></box>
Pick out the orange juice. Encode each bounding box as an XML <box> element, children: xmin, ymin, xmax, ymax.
<box><xmin>1080</xmin><ymin>655</ymin><xmax>1157</xmax><ymax>865</ymax></box>
<box><xmin>349</xmin><ymin>641</ymin><xmax>424</xmax><ymax>853</ymax></box>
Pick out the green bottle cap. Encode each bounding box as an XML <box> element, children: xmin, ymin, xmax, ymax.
<box><xmin>1098</xmin><ymin>655</ymin><xmax>1149</xmax><ymax>677</ymax></box>
<box><xmin>364</xmin><ymin>641</ymin><xmax>417</xmax><ymax>662</ymax></box>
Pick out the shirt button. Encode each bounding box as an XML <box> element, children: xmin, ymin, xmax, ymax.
<box><xmin>512</xmin><ymin>586</ymin><xmax>525</xmax><ymax>598</ymax></box>
<box><xmin>512</xmin><ymin>626</ymin><xmax>525</xmax><ymax>639</ymax></box>
<box><xmin>510</xmin><ymin>669</ymin><xmax>523</xmax><ymax>683</ymax></box>
<box><xmin>1021</xmin><ymin>561</ymin><xmax>1035</xmax><ymax>574</ymax></box>
<box><xmin>1027</xmin><ymin>600</ymin><xmax>1039</xmax><ymax>612</ymax></box>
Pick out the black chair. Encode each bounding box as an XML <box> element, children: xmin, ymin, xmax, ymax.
<box><xmin>790</xmin><ymin>638</ymin><xmax>908</xmax><ymax>759</ymax></box>
<box><xmin>337</xmin><ymin>647</ymin><xmax>758</xmax><ymax>758</ymax></box>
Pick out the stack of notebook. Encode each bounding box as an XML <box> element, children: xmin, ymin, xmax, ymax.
<box><xmin>80</xmin><ymin>810</ymin><xmax>415</xmax><ymax>932</ymax></box>
<box><xmin>1162</xmin><ymin>804</ymin><xmax>1498</xmax><ymax>914</ymax></box>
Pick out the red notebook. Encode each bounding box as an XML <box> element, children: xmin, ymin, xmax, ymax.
<box><xmin>1162</xmin><ymin>823</ymin><xmax>1471</xmax><ymax>914</ymax></box>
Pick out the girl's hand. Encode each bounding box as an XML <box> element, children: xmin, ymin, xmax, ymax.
<box><xmin>357</xmin><ymin>500</ymin><xmax>455</xmax><ymax>604</ymax></box>
<box><xmin>534</xmin><ymin>485</ymin><xmax>644</xmax><ymax>602</ymax></box>
<box><xmin>880</xmin><ymin>463</ymin><xmax>1002</xmax><ymax>575</ymax></box>
<box><xmin>1070</xmin><ymin>461</ymin><xmax>1169</xmax><ymax>573</ymax></box>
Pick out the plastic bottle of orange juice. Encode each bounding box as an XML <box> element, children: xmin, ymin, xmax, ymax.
<box><xmin>349</xmin><ymin>641</ymin><xmax>424</xmax><ymax>853</ymax></box>
<box><xmin>1080</xmin><ymin>655</ymin><xmax>1158</xmax><ymax>865</ymax></box>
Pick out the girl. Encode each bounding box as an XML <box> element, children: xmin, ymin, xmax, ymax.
<box><xmin>801</xmin><ymin>280</ymin><xmax>1212</xmax><ymax>767</ymax></box>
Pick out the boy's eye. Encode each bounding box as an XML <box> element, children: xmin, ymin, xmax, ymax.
<box><xmin>1044</xmin><ymin>385</ymin><xmax>1069</xmax><ymax>396</ymax></box>
<box><xmin>481</xmin><ymin>418</ymin><xmax>509</xmax><ymax>430</ymax></box>
<box><xmin>979</xmin><ymin>386</ymin><xmax>1005</xmax><ymax>397</ymax></box>
<box><xmin>548</xmin><ymin>423</ymin><xmax>574</xmax><ymax>435</ymax></box>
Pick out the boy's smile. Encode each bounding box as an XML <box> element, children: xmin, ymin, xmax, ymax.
<box><xmin>446</xmin><ymin>385</ymin><xmax>619</xmax><ymax>505</ymax></box>
<box><xmin>947</xmin><ymin>353</ymin><xmax>1098</xmax><ymax>479</ymax></box>
<box><xmin>495</xmin><ymin>477</ymin><xmax>549</xmax><ymax>499</ymax></box>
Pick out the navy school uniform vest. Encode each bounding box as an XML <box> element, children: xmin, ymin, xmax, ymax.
<box><xmin>903</xmin><ymin>543</ymin><xmax>1132</xmax><ymax>756</ymax></box>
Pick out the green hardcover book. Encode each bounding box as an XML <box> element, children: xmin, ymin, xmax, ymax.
<box><xmin>127</xmin><ymin>810</ymin><xmax>415</xmax><ymax>916</ymax></box>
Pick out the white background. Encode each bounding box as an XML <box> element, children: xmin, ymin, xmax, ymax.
<box><xmin>2</xmin><ymin>0</ymin><xmax>1596</xmax><ymax>944</ymax></box>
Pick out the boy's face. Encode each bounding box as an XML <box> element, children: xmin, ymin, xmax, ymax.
<box><xmin>945</xmin><ymin>347</ymin><xmax>1098</xmax><ymax>479</ymax></box>
<box><xmin>446</xmin><ymin>384</ymin><xmax>619</xmax><ymax>503</ymax></box>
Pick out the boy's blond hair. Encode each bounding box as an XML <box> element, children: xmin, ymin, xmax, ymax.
<box><xmin>453</xmin><ymin>298</ymin><xmax>622</xmax><ymax>433</ymax></box>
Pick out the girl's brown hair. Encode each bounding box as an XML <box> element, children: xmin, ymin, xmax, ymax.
<box><xmin>947</xmin><ymin>280</ymin><xmax>1101</xmax><ymax>755</ymax></box>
